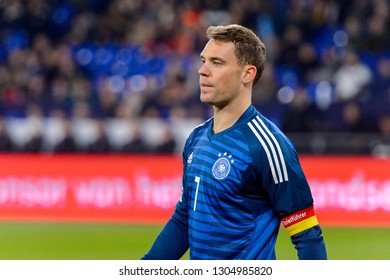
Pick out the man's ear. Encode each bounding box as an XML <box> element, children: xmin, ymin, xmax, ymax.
<box><xmin>242</xmin><ymin>65</ymin><xmax>257</xmax><ymax>84</ymax></box>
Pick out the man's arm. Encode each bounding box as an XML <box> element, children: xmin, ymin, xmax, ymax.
<box><xmin>281</xmin><ymin>206</ymin><xmax>327</xmax><ymax>260</ymax></box>
<box><xmin>142</xmin><ymin>216</ymin><xmax>189</xmax><ymax>260</ymax></box>
<box><xmin>291</xmin><ymin>225</ymin><xmax>327</xmax><ymax>260</ymax></box>
<box><xmin>142</xmin><ymin>125</ymin><xmax>197</xmax><ymax>260</ymax></box>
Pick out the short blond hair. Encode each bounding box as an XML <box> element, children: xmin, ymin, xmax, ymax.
<box><xmin>206</xmin><ymin>24</ymin><xmax>266</xmax><ymax>86</ymax></box>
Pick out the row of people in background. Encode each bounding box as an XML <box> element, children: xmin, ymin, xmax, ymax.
<box><xmin>0</xmin><ymin>113</ymin><xmax>178</xmax><ymax>154</ymax></box>
<box><xmin>0</xmin><ymin>110</ymin><xmax>389</xmax><ymax>156</ymax></box>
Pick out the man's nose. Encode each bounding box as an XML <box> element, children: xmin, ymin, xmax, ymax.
<box><xmin>198</xmin><ymin>63</ymin><xmax>209</xmax><ymax>76</ymax></box>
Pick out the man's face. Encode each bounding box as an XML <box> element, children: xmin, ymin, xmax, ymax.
<box><xmin>198</xmin><ymin>39</ymin><xmax>244</xmax><ymax>108</ymax></box>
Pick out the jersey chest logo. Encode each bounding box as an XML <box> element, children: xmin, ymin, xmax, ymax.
<box><xmin>212</xmin><ymin>152</ymin><xmax>234</xmax><ymax>180</ymax></box>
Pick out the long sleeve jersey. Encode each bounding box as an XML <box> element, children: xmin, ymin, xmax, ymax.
<box><xmin>143</xmin><ymin>105</ymin><xmax>327</xmax><ymax>260</ymax></box>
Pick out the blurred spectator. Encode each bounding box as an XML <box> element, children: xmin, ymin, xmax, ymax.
<box><xmin>25</xmin><ymin>73</ymin><xmax>48</xmax><ymax>110</ymax></box>
<box><xmin>48</xmin><ymin>76</ymin><xmax>72</xmax><ymax>114</ymax></box>
<box><xmin>282</xmin><ymin>87</ymin><xmax>321</xmax><ymax>133</ymax></box>
<box><xmin>52</xmin><ymin>116</ymin><xmax>78</xmax><ymax>153</ymax></box>
<box><xmin>333</xmin><ymin>49</ymin><xmax>373</xmax><ymax>101</ymax></box>
<box><xmin>372</xmin><ymin>57</ymin><xmax>390</xmax><ymax>102</ymax></box>
<box><xmin>71</xmin><ymin>101</ymin><xmax>92</xmax><ymax>119</ymax></box>
<box><xmin>310</xmin><ymin>49</ymin><xmax>339</xmax><ymax>84</ymax></box>
<box><xmin>371</xmin><ymin>114</ymin><xmax>390</xmax><ymax>158</ymax></box>
<box><xmin>296</xmin><ymin>42</ymin><xmax>319</xmax><ymax>83</ymax></box>
<box><xmin>22</xmin><ymin>104</ymin><xmax>44</xmax><ymax>152</ymax></box>
<box><xmin>343</xmin><ymin>15</ymin><xmax>366</xmax><ymax>51</ymax></box>
<box><xmin>277</xmin><ymin>24</ymin><xmax>303</xmax><ymax>68</ymax></box>
<box><xmin>363</xmin><ymin>14</ymin><xmax>390</xmax><ymax>54</ymax></box>
<box><xmin>96</xmin><ymin>77</ymin><xmax>121</xmax><ymax>118</ymax></box>
<box><xmin>338</xmin><ymin>102</ymin><xmax>372</xmax><ymax>133</ymax></box>
<box><xmin>87</xmin><ymin>120</ymin><xmax>111</xmax><ymax>153</ymax></box>
<box><xmin>253</xmin><ymin>62</ymin><xmax>279</xmax><ymax>105</ymax></box>
<box><xmin>121</xmin><ymin>122</ymin><xmax>151</xmax><ymax>154</ymax></box>
<box><xmin>153</xmin><ymin>126</ymin><xmax>177</xmax><ymax>154</ymax></box>
<box><xmin>0</xmin><ymin>116</ymin><xmax>14</xmax><ymax>152</ymax></box>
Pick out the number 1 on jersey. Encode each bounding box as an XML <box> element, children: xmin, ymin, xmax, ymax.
<box><xmin>193</xmin><ymin>176</ymin><xmax>200</xmax><ymax>211</ymax></box>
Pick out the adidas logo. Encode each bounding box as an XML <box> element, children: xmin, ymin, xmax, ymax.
<box><xmin>187</xmin><ymin>152</ymin><xmax>193</xmax><ymax>163</ymax></box>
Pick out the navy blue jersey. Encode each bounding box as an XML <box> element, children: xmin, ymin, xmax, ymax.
<box><xmin>143</xmin><ymin>105</ymin><xmax>326</xmax><ymax>260</ymax></box>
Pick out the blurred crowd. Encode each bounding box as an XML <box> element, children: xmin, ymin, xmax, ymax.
<box><xmin>0</xmin><ymin>0</ymin><xmax>390</xmax><ymax>155</ymax></box>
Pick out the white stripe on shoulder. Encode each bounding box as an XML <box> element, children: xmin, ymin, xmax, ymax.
<box><xmin>247</xmin><ymin>117</ymin><xmax>289</xmax><ymax>184</ymax></box>
<box><xmin>247</xmin><ymin>121</ymin><xmax>279</xmax><ymax>184</ymax></box>
<box><xmin>256</xmin><ymin>116</ymin><xmax>288</xmax><ymax>182</ymax></box>
<box><xmin>252</xmin><ymin>118</ymin><xmax>284</xmax><ymax>183</ymax></box>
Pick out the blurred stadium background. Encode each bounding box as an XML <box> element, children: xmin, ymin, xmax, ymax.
<box><xmin>0</xmin><ymin>0</ymin><xmax>390</xmax><ymax>260</ymax></box>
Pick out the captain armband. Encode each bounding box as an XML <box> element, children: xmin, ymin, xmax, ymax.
<box><xmin>281</xmin><ymin>206</ymin><xmax>319</xmax><ymax>236</ymax></box>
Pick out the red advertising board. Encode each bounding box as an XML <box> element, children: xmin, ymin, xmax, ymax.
<box><xmin>300</xmin><ymin>156</ymin><xmax>390</xmax><ymax>227</ymax></box>
<box><xmin>0</xmin><ymin>154</ymin><xmax>389</xmax><ymax>226</ymax></box>
<box><xmin>0</xmin><ymin>154</ymin><xmax>182</xmax><ymax>224</ymax></box>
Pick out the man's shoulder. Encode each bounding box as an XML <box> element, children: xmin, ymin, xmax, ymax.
<box><xmin>246</xmin><ymin>110</ymin><xmax>288</xmax><ymax>141</ymax></box>
<box><xmin>183</xmin><ymin>118</ymin><xmax>211</xmax><ymax>151</ymax></box>
<box><xmin>189</xmin><ymin>117</ymin><xmax>212</xmax><ymax>138</ymax></box>
<box><xmin>244</xmin><ymin>110</ymin><xmax>295</xmax><ymax>160</ymax></box>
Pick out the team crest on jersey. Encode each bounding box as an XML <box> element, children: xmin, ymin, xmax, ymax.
<box><xmin>212</xmin><ymin>152</ymin><xmax>234</xmax><ymax>180</ymax></box>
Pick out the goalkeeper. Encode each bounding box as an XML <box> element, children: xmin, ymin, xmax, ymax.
<box><xmin>143</xmin><ymin>24</ymin><xmax>327</xmax><ymax>260</ymax></box>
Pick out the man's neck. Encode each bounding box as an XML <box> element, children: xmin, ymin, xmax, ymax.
<box><xmin>212</xmin><ymin>101</ymin><xmax>251</xmax><ymax>133</ymax></box>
